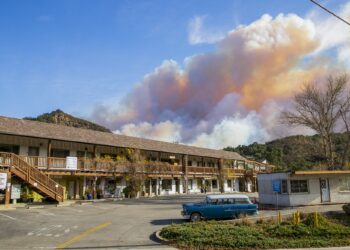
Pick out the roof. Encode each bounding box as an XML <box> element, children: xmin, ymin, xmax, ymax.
<box><xmin>293</xmin><ymin>170</ymin><xmax>350</xmax><ymax>175</ymax></box>
<box><xmin>206</xmin><ymin>194</ymin><xmax>249</xmax><ymax>199</ymax></box>
<box><xmin>0</xmin><ymin>116</ymin><xmax>246</xmax><ymax>161</ymax></box>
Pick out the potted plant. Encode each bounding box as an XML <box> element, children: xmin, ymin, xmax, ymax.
<box><xmin>96</xmin><ymin>188</ymin><xmax>103</xmax><ymax>199</ymax></box>
<box><xmin>85</xmin><ymin>188</ymin><xmax>92</xmax><ymax>200</ymax></box>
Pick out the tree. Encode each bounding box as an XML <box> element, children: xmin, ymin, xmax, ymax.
<box><xmin>283</xmin><ymin>75</ymin><xmax>350</xmax><ymax>169</ymax></box>
<box><xmin>123</xmin><ymin>148</ymin><xmax>146</xmax><ymax>198</ymax></box>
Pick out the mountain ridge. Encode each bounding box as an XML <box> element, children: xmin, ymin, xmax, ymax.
<box><xmin>24</xmin><ymin>109</ymin><xmax>111</xmax><ymax>133</ymax></box>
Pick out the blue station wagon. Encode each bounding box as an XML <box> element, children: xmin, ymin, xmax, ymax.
<box><xmin>182</xmin><ymin>194</ymin><xmax>258</xmax><ymax>222</ymax></box>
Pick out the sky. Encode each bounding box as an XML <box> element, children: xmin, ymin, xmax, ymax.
<box><xmin>1</xmin><ymin>0</ymin><xmax>350</xmax><ymax>148</ymax></box>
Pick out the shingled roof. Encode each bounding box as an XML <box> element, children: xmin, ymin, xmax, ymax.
<box><xmin>0</xmin><ymin>116</ymin><xmax>246</xmax><ymax>161</ymax></box>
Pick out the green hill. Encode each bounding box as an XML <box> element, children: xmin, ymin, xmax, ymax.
<box><xmin>224</xmin><ymin>134</ymin><xmax>350</xmax><ymax>171</ymax></box>
<box><xmin>24</xmin><ymin>109</ymin><xmax>111</xmax><ymax>133</ymax></box>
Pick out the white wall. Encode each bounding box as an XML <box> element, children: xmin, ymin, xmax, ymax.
<box><xmin>258</xmin><ymin>173</ymin><xmax>350</xmax><ymax>206</ymax></box>
<box><xmin>258</xmin><ymin>173</ymin><xmax>291</xmax><ymax>206</ymax></box>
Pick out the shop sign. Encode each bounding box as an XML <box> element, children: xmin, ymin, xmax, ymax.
<box><xmin>66</xmin><ymin>157</ymin><xmax>78</xmax><ymax>170</ymax></box>
<box><xmin>272</xmin><ymin>180</ymin><xmax>281</xmax><ymax>193</ymax></box>
<box><xmin>0</xmin><ymin>173</ymin><xmax>7</xmax><ymax>190</ymax></box>
<box><xmin>11</xmin><ymin>184</ymin><xmax>21</xmax><ymax>199</ymax></box>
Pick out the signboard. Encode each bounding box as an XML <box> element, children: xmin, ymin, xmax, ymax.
<box><xmin>0</xmin><ymin>173</ymin><xmax>7</xmax><ymax>190</ymax></box>
<box><xmin>11</xmin><ymin>184</ymin><xmax>21</xmax><ymax>199</ymax></box>
<box><xmin>272</xmin><ymin>180</ymin><xmax>281</xmax><ymax>193</ymax></box>
<box><xmin>66</xmin><ymin>157</ymin><xmax>78</xmax><ymax>170</ymax></box>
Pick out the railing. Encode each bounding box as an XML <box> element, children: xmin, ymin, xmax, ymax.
<box><xmin>19</xmin><ymin>156</ymin><xmax>184</xmax><ymax>174</ymax></box>
<box><xmin>0</xmin><ymin>153</ymin><xmax>64</xmax><ymax>202</ymax></box>
<box><xmin>16</xmin><ymin>155</ymin><xmax>274</xmax><ymax>176</ymax></box>
<box><xmin>188</xmin><ymin>166</ymin><xmax>219</xmax><ymax>174</ymax></box>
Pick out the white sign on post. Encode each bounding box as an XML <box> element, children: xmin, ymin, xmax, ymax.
<box><xmin>66</xmin><ymin>157</ymin><xmax>78</xmax><ymax>170</ymax></box>
<box><xmin>0</xmin><ymin>173</ymin><xmax>7</xmax><ymax>190</ymax></box>
<box><xmin>11</xmin><ymin>184</ymin><xmax>21</xmax><ymax>199</ymax></box>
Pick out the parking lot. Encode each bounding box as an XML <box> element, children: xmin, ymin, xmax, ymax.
<box><xmin>0</xmin><ymin>194</ymin><xmax>344</xmax><ymax>250</ymax></box>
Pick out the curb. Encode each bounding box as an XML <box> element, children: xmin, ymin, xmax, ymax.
<box><xmin>155</xmin><ymin>230</ymin><xmax>170</xmax><ymax>243</ymax></box>
<box><xmin>26</xmin><ymin>205</ymin><xmax>45</xmax><ymax>209</ymax></box>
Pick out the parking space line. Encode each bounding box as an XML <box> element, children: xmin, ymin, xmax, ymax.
<box><xmin>0</xmin><ymin>213</ymin><xmax>16</xmax><ymax>220</ymax></box>
<box><xmin>56</xmin><ymin>222</ymin><xmax>112</xmax><ymax>249</ymax></box>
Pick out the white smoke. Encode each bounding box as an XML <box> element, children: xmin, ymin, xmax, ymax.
<box><xmin>91</xmin><ymin>4</ymin><xmax>350</xmax><ymax>149</ymax></box>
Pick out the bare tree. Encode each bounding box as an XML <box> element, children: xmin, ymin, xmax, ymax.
<box><xmin>283</xmin><ymin>75</ymin><xmax>350</xmax><ymax>169</ymax></box>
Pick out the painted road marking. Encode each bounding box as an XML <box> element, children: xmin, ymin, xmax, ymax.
<box><xmin>0</xmin><ymin>213</ymin><xmax>16</xmax><ymax>220</ymax></box>
<box><xmin>27</xmin><ymin>225</ymin><xmax>78</xmax><ymax>237</ymax></box>
<box><xmin>56</xmin><ymin>222</ymin><xmax>112</xmax><ymax>249</ymax></box>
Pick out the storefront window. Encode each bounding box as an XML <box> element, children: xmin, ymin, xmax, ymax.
<box><xmin>161</xmin><ymin>179</ymin><xmax>172</xmax><ymax>191</ymax></box>
<box><xmin>340</xmin><ymin>178</ymin><xmax>350</xmax><ymax>191</ymax></box>
<box><xmin>212</xmin><ymin>180</ymin><xmax>218</xmax><ymax>189</ymax></box>
<box><xmin>290</xmin><ymin>180</ymin><xmax>308</xmax><ymax>193</ymax></box>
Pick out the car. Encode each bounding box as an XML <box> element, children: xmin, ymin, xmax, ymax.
<box><xmin>182</xmin><ymin>194</ymin><xmax>258</xmax><ymax>222</ymax></box>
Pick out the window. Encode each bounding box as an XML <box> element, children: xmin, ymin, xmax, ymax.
<box><xmin>197</xmin><ymin>179</ymin><xmax>202</xmax><ymax>188</ymax></box>
<box><xmin>290</xmin><ymin>180</ymin><xmax>308</xmax><ymax>193</ymax></box>
<box><xmin>227</xmin><ymin>180</ymin><xmax>232</xmax><ymax>188</ymax></box>
<box><xmin>77</xmin><ymin>151</ymin><xmax>94</xmax><ymax>158</ymax></box>
<box><xmin>51</xmin><ymin>149</ymin><xmax>69</xmax><ymax>158</ymax></box>
<box><xmin>188</xmin><ymin>179</ymin><xmax>193</xmax><ymax>190</ymax></box>
<box><xmin>281</xmin><ymin>180</ymin><xmax>288</xmax><ymax>194</ymax></box>
<box><xmin>28</xmin><ymin>147</ymin><xmax>39</xmax><ymax>156</ymax></box>
<box><xmin>212</xmin><ymin>180</ymin><xmax>218</xmax><ymax>189</ymax></box>
<box><xmin>234</xmin><ymin>198</ymin><xmax>251</xmax><ymax>204</ymax></box>
<box><xmin>161</xmin><ymin>179</ymin><xmax>172</xmax><ymax>191</ymax></box>
<box><xmin>340</xmin><ymin>178</ymin><xmax>350</xmax><ymax>191</ymax></box>
<box><xmin>187</xmin><ymin>161</ymin><xmax>192</xmax><ymax>166</ymax></box>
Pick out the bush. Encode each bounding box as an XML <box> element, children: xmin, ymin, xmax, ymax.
<box><xmin>343</xmin><ymin>204</ymin><xmax>350</xmax><ymax>215</ymax></box>
<box><xmin>160</xmin><ymin>214</ymin><xmax>350</xmax><ymax>249</ymax></box>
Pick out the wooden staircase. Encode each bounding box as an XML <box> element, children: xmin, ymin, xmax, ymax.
<box><xmin>0</xmin><ymin>152</ymin><xmax>64</xmax><ymax>202</ymax></box>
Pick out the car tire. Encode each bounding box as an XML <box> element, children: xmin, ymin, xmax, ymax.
<box><xmin>190</xmin><ymin>212</ymin><xmax>201</xmax><ymax>222</ymax></box>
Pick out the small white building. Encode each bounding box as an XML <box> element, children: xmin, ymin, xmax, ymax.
<box><xmin>257</xmin><ymin>171</ymin><xmax>350</xmax><ymax>207</ymax></box>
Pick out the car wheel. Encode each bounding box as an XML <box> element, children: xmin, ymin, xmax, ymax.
<box><xmin>190</xmin><ymin>212</ymin><xmax>201</xmax><ymax>222</ymax></box>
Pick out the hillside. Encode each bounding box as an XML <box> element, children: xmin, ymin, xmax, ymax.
<box><xmin>224</xmin><ymin>134</ymin><xmax>350</xmax><ymax>171</ymax></box>
<box><xmin>24</xmin><ymin>109</ymin><xmax>111</xmax><ymax>133</ymax></box>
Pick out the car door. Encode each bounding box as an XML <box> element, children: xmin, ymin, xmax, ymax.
<box><xmin>222</xmin><ymin>198</ymin><xmax>235</xmax><ymax>219</ymax></box>
<box><xmin>201</xmin><ymin>198</ymin><xmax>220</xmax><ymax>219</ymax></box>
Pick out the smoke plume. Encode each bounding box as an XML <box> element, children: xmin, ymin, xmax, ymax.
<box><xmin>91</xmin><ymin>6</ymin><xmax>350</xmax><ymax>149</ymax></box>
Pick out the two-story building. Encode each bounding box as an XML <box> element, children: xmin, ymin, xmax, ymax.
<box><xmin>0</xmin><ymin>116</ymin><xmax>273</xmax><ymax>204</ymax></box>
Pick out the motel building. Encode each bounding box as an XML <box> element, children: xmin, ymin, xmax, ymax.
<box><xmin>257</xmin><ymin>171</ymin><xmax>350</xmax><ymax>206</ymax></box>
<box><xmin>0</xmin><ymin>116</ymin><xmax>273</xmax><ymax>204</ymax></box>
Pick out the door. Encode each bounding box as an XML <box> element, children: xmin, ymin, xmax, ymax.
<box><xmin>320</xmin><ymin>178</ymin><xmax>330</xmax><ymax>202</ymax></box>
<box><xmin>68</xmin><ymin>181</ymin><xmax>75</xmax><ymax>199</ymax></box>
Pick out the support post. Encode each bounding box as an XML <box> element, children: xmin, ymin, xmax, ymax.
<box><xmin>4</xmin><ymin>171</ymin><xmax>11</xmax><ymax>207</ymax></box>
<box><xmin>93</xmin><ymin>145</ymin><xmax>97</xmax><ymax>171</ymax></box>
<box><xmin>92</xmin><ymin>177</ymin><xmax>97</xmax><ymax>199</ymax></box>
<box><xmin>218</xmin><ymin>158</ymin><xmax>225</xmax><ymax>193</ymax></box>
<box><xmin>183</xmin><ymin>155</ymin><xmax>188</xmax><ymax>194</ymax></box>
<box><xmin>47</xmin><ymin>139</ymin><xmax>52</xmax><ymax>169</ymax></box>
<box><xmin>148</xmin><ymin>179</ymin><xmax>152</xmax><ymax>197</ymax></box>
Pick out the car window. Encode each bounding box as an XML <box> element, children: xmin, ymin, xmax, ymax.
<box><xmin>234</xmin><ymin>198</ymin><xmax>251</xmax><ymax>204</ymax></box>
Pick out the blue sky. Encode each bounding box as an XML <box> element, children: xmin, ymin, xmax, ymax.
<box><xmin>0</xmin><ymin>0</ymin><xmax>337</xmax><ymax>119</ymax></box>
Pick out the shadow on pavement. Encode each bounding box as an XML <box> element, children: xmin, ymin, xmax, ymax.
<box><xmin>62</xmin><ymin>243</ymin><xmax>163</xmax><ymax>249</ymax></box>
<box><xmin>150</xmin><ymin>218</ymin><xmax>186</xmax><ymax>225</ymax></box>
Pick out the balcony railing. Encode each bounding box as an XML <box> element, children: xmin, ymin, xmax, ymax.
<box><xmin>187</xmin><ymin>166</ymin><xmax>219</xmax><ymax>175</ymax></box>
<box><xmin>14</xmin><ymin>155</ymin><xmax>274</xmax><ymax>176</ymax></box>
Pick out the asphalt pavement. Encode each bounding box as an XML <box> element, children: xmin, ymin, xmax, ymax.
<box><xmin>0</xmin><ymin>194</ymin><xmax>345</xmax><ymax>250</ymax></box>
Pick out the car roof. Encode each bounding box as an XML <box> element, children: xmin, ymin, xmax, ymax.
<box><xmin>206</xmin><ymin>194</ymin><xmax>250</xmax><ymax>199</ymax></box>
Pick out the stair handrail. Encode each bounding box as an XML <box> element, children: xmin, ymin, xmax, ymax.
<box><xmin>0</xmin><ymin>152</ymin><xmax>64</xmax><ymax>201</ymax></box>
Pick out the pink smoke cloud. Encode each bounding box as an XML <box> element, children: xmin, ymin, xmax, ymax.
<box><xmin>91</xmin><ymin>8</ymin><xmax>350</xmax><ymax>149</ymax></box>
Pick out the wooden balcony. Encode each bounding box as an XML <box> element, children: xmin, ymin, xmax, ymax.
<box><xmin>18</xmin><ymin>156</ymin><xmax>184</xmax><ymax>175</ymax></box>
<box><xmin>10</xmin><ymin>155</ymin><xmax>275</xmax><ymax>177</ymax></box>
<box><xmin>187</xmin><ymin>166</ymin><xmax>219</xmax><ymax>175</ymax></box>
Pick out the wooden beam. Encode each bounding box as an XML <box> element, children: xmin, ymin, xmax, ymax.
<box><xmin>4</xmin><ymin>171</ymin><xmax>11</xmax><ymax>207</ymax></box>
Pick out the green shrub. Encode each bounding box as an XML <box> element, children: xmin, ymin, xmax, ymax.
<box><xmin>160</xmin><ymin>214</ymin><xmax>350</xmax><ymax>249</ymax></box>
